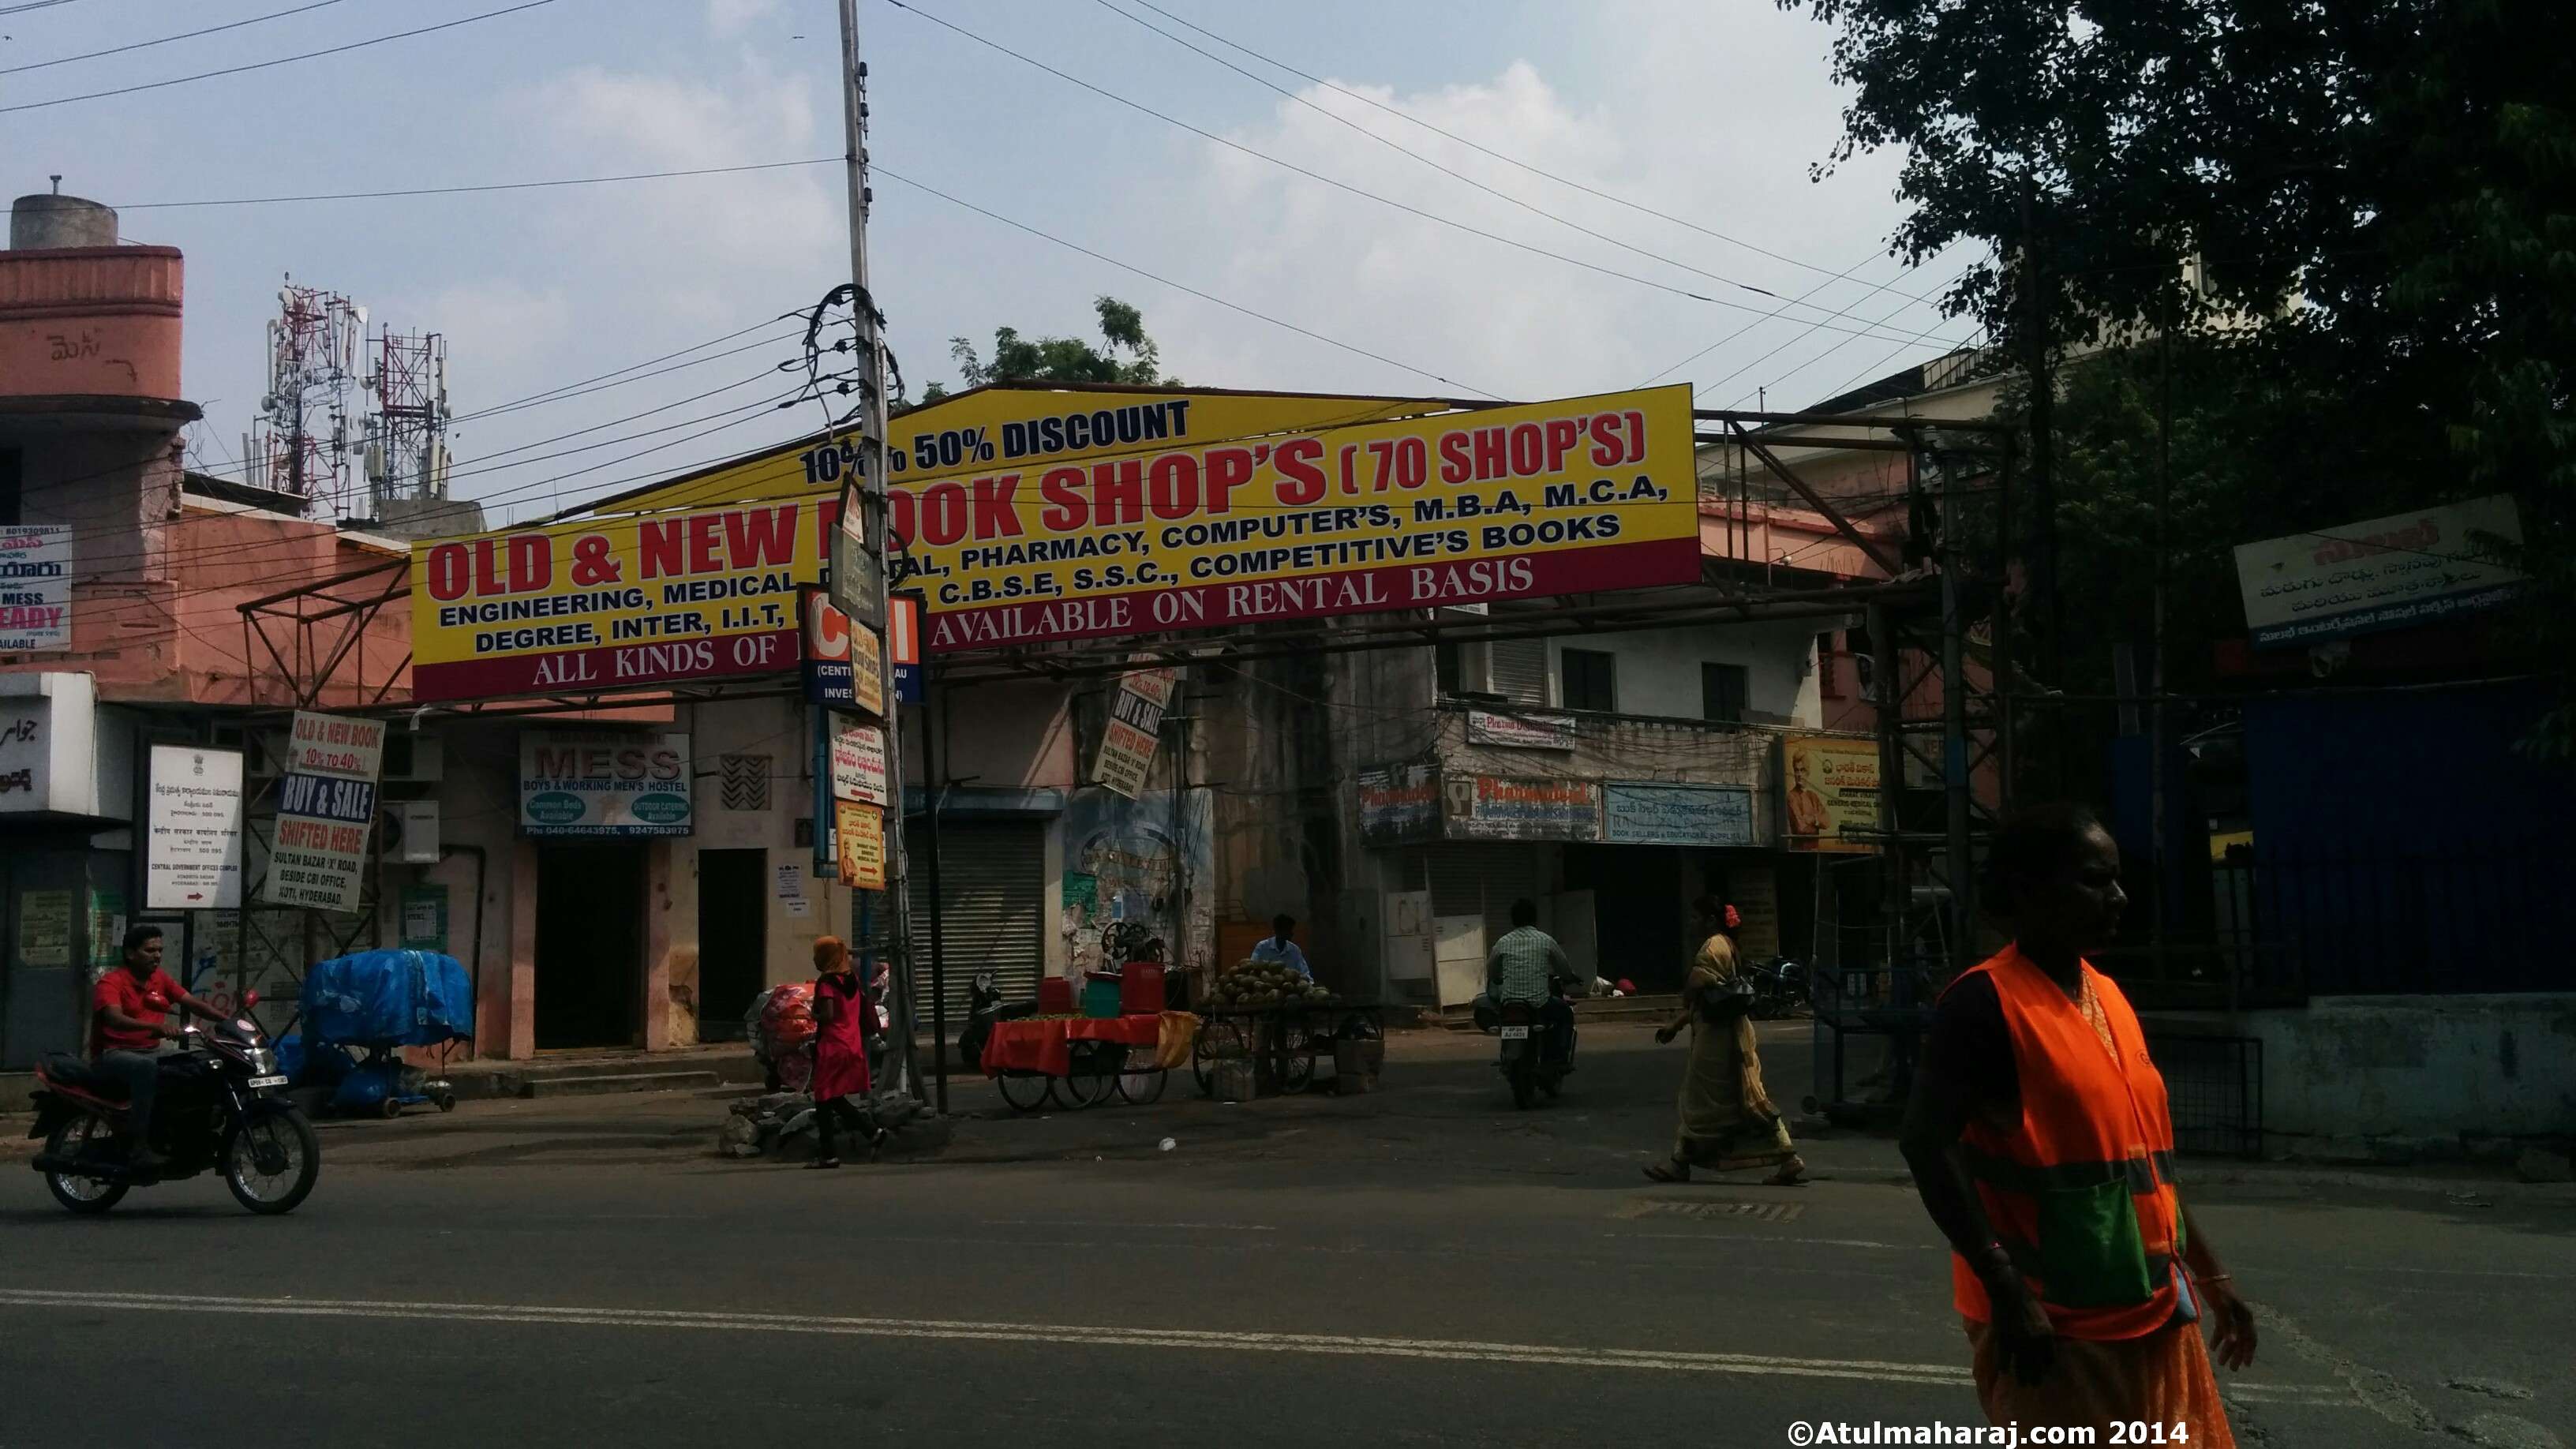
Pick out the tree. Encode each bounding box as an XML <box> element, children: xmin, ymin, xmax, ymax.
<box><xmin>922</xmin><ymin>296</ymin><xmax>1177</xmax><ymax>401</ymax></box>
<box><xmin>1785</xmin><ymin>0</ymin><xmax>2576</xmax><ymax>760</ymax></box>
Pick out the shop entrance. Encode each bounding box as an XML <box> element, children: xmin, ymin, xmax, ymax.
<box><xmin>1563</xmin><ymin>844</ymin><xmax>1687</xmax><ymax>992</ymax></box>
<box><xmin>695</xmin><ymin>848</ymin><xmax>768</xmax><ymax>1039</ymax></box>
<box><xmin>535</xmin><ymin>843</ymin><xmax>646</xmax><ymax>1049</ymax></box>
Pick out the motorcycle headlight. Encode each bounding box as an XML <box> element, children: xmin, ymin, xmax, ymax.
<box><xmin>249</xmin><ymin>1046</ymin><xmax>278</xmax><ymax>1075</ymax></box>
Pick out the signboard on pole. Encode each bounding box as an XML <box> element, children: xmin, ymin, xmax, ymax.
<box><xmin>834</xmin><ymin>800</ymin><xmax>885</xmax><ymax>889</ymax></box>
<box><xmin>1782</xmin><ymin>735</ymin><xmax>1879</xmax><ymax>853</ymax></box>
<box><xmin>0</xmin><ymin>525</ymin><xmax>73</xmax><ymax>651</ymax></box>
<box><xmin>264</xmin><ymin>711</ymin><xmax>387</xmax><ymax>912</ymax></box>
<box><xmin>1092</xmin><ymin>667</ymin><xmax>1174</xmax><ymax>798</ymax></box>
<box><xmin>908</xmin><ymin>386</ymin><xmax>1700</xmax><ymax>653</ymax></box>
<box><xmin>2233</xmin><ymin>494</ymin><xmax>2525</xmax><ymax>648</ymax></box>
<box><xmin>888</xmin><ymin>591</ymin><xmax>923</xmax><ymax>704</ymax></box>
<box><xmin>829</xmin><ymin>724</ymin><xmax>889</xmax><ymax>807</ymax></box>
<box><xmin>519</xmin><ymin>733</ymin><xmax>693</xmax><ymax>837</ymax></box>
<box><xmin>1603</xmin><ymin>782</ymin><xmax>1754</xmax><ymax>847</ymax></box>
<box><xmin>144</xmin><ymin>745</ymin><xmax>244</xmax><ymax>909</ymax></box>
<box><xmin>799</xmin><ymin>586</ymin><xmax>883</xmax><ymax>716</ymax></box>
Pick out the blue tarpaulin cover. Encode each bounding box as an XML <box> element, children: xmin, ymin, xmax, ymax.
<box><xmin>300</xmin><ymin>949</ymin><xmax>474</xmax><ymax>1046</ymax></box>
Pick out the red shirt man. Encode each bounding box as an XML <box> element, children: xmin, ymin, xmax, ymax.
<box><xmin>88</xmin><ymin>927</ymin><xmax>221</xmax><ymax>1166</ymax></box>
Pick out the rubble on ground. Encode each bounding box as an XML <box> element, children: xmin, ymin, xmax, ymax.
<box><xmin>717</xmin><ymin>1088</ymin><xmax>930</xmax><ymax>1159</ymax></box>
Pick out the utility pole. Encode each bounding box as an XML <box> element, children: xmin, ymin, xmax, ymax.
<box><xmin>833</xmin><ymin>0</ymin><xmax>919</xmax><ymax>1098</ymax></box>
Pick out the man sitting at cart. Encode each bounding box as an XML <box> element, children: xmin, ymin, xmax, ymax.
<box><xmin>1249</xmin><ymin>914</ymin><xmax>1311</xmax><ymax>980</ymax></box>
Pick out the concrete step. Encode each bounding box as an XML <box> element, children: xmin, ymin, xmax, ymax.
<box><xmin>518</xmin><ymin>1069</ymin><xmax>723</xmax><ymax>1099</ymax></box>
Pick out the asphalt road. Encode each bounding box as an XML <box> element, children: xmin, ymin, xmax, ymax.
<box><xmin>3</xmin><ymin>1024</ymin><xmax>2568</xmax><ymax>1448</ymax></box>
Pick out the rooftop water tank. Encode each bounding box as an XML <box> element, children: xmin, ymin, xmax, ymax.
<box><xmin>9</xmin><ymin>192</ymin><xmax>118</xmax><ymax>250</ymax></box>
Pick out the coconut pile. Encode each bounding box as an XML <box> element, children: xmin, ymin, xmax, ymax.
<box><xmin>1203</xmin><ymin>959</ymin><xmax>1340</xmax><ymax>1010</ymax></box>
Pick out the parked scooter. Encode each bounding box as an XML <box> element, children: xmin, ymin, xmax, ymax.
<box><xmin>27</xmin><ymin>998</ymin><xmax>321</xmax><ymax>1216</ymax></box>
<box><xmin>1495</xmin><ymin>976</ymin><xmax>1578</xmax><ymax>1109</ymax></box>
<box><xmin>957</xmin><ymin>969</ymin><xmax>1034</xmax><ymax>1074</ymax></box>
<box><xmin>1742</xmin><ymin>957</ymin><xmax>1812</xmax><ymax>1020</ymax></box>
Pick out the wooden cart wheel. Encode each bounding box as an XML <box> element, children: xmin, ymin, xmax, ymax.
<box><xmin>996</xmin><ymin>1071</ymin><xmax>1050</xmax><ymax>1112</ymax></box>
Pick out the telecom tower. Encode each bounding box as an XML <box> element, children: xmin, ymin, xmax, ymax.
<box><xmin>243</xmin><ymin>278</ymin><xmax>365</xmax><ymax>516</ymax></box>
<box><xmin>364</xmin><ymin>327</ymin><xmax>451</xmax><ymax>519</ymax></box>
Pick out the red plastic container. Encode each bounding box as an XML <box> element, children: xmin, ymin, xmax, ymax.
<box><xmin>1121</xmin><ymin>962</ymin><xmax>1166</xmax><ymax>1016</ymax></box>
<box><xmin>1037</xmin><ymin>976</ymin><xmax>1076</xmax><ymax>1016</ymax></box>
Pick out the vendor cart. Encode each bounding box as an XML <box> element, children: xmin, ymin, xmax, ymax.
<box><xmin>297</xmin><ymin>949</ymin><xmax>473</xmax><ymax>1118</ymax></box>
<box><xmin>1192</xmin><ymin>1003</ymin><xmax>1384</xmax><ymax>1099</ymax></box>
<box><xmin>980</xmin><ymin>1011</ymin><xmax>1200</xmax><ymax>1113</ymax></box>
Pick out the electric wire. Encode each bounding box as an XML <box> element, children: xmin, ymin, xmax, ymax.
<box><xmin>0</xmin><ymin>0</ymin><xmax>352</xmax><ymax>76</ymax></box>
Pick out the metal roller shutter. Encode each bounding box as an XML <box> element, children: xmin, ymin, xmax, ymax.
<box><xmin>882</xmin><ymin>820</ymin><xmax>1045</xmax><ymax>1028</ymax></box>
<box><xmin>1422</xmin><ymin>843</ymin><xmax>1543</xmax><ymax>940</ymax></box>
<box><xmin>1489</xmin><ymin>638</ymin><xmax>1549</xmax><ymax>706</ymax></box>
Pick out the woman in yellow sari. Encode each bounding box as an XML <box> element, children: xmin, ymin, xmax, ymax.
<box><xmin>1644</xmin><ymin>897</ymin><xmax>1805</xmax><ymax>1185</ymax></box>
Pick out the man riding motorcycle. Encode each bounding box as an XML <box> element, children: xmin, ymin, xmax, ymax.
<box><xmin>1485</xmin><ymin>898</ymin><xmax>1575</xmax><ymax>1065</ymax></box>
<box><xmin>90</xmin><ymin>925</ymin><xmax>230</xmax><ymax>1168</ymax></box>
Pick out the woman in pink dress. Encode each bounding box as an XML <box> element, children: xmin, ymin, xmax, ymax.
<box><xmin>808</xmin><ymin>937</ymin><xmax>885</xmax><ymax>1169</ymax></box>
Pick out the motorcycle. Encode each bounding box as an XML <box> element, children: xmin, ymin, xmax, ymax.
<box><xmin>27</xmin><ymin>998</ymin><xmax>322</xmax><ymax>1216</ymax></box>
<box><xmin>1495</xmin><ymin>976</ymin><xmax>1578</xmax><ymax>1109</ymax></box>
<box><xmin>956</xmin><ymin>968</ymin><xmax>1033</xmax><ymax>1075</ymax></box>
<box><xmin>1743</xmin><ymin>957</ymin><xmax>1812</xmax><ymax>1019</ymax></box>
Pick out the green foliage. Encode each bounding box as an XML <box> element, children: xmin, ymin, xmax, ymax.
<box><xmin>943</xmin><ymin>295</ymin><xmax>1177</xmax><ymax>392</ymax></box>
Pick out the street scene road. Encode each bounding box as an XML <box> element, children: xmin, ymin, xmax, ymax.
<box><xmin>9</xmin><ymin>1024</ymin><xmax>2568</xmax><ymax>1448</ymax></box>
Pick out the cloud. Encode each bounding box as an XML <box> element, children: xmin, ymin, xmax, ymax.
<box><xmin>1095</xmin><ymin>2</ymin><xmax>1961</xmax><ymax>410</ymax></box>
<box><xmin>706</xmin><ymin>0</ymin><xmax>781</xmax><ymax>37</ymax></box>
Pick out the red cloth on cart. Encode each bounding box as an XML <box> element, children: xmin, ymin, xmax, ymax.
<box><xmin>981</xmin><ymin>1013</ymin><xmax>1172</xmax><ymax>1076</ymax></box>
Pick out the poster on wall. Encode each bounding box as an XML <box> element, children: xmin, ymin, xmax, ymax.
<box><xmin>1782</xmin><ymin>735</ymin><xmax>1880</xmax><ymax>853</ymax></box>
<box><xmin>1467</xmin><ymin>710</ymin><xmax>1576</xmax><ymax>751</ymax></box>
<box><xmin>0</xmin><ymin>525</ymin><xmax>73</xmax><ymax>651</ymax></box>
<box><xmin>1443</xmin><ymin>776</ymin><xmax>1602</xmax><ymax>842</ymax></box>
<box><xmin>519</xmin><ymin>733</ymin><xmax>693</xmax><ymax>837</ymax></box>
<box><xmin>1603</xmin><ymin>782</ymin><xmax>1754</xmax><ymax>847</ymax></box>
<box><xmin>1357</xmin><ymin>762</ymin><xmax>1439</xmax><ymax>844</ymax></box>
<box><xmin>144</xmin><ymin>745</ymin><xmax>245</xmax><ymax>908</ymax></box>
<box><xmin>1729</xmin><ymin>866</ymin><xmax>1780</xmax><ymax>958</ymax></box>
<box><xmin>399</xmin><ymin>885</ymin><xmax>449</xmax><ymax>953</ymax></box>
<box><xmin>834</xmin><ymin>800</ymin><xmax>886</xmax><ymax>889</ymax></box>
<box><xmin>1093</xmin><ymin>667</ymin><xmax>1175</xmax><ymax>799</ymax></box>
<box><xmin>829</xmin><ymin>724</ymin><xmax>889</xmax><ymax>807</ymax></box>
<box><xmin>16</xmin><ymin>889</ymin><xmax>72</xmax><ymax>967</ymax></box>
<box><xmin>263</xmin><ymin>710</ymin><xmax>387</xmax><ymax>913</ymax></box>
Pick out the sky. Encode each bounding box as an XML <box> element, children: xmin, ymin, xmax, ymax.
<box><xmin>4</xmin><ymin>0</ymin><xmax>1980</xmax><ymax>527</ymax></box>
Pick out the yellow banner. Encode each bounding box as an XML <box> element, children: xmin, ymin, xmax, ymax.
<box><xmin>1783</xmin><ymin>734</ymin><xmax>1880</xmax><ymax>853</ymax></box>
<box><xmin>893</xmin><ymin>385</ymin><xmax>1701</xmax><ymax>652</ymax></box>
<box><xmin>604</xmin><ymin>387</ymin><xmax>1455</xmax><ymax>515</ymax></box>
<box><xmin>410</xmin><ymin>496</ymin><xmax>836</xmax><ymax>701</ymax></box>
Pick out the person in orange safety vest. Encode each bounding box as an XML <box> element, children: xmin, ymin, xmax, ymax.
<box><xmin>1900</xmin><ymin>803</ymin><xmax>2258</xmax><ymax>1442</ymax></box>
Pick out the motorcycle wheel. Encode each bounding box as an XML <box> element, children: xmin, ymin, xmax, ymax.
<box><xmin>44</xmin><ymin>1114</ymin><xmax>128</xmax><ymax>1215</ymax></box>
<box><xmin>995</xmin><ymin>1071</ymin><xmax>1050</xmax><ymax>1113</ymax></box>
<box><xmin>1508</xmin><ymin>1060</ymin><xmax>1537</xmax><ymax>1110</ymax></box>
<box><xmin>223</xmin><ymin>1106</ymin><xmax>321</xmax><ymax>1215</ymax></box>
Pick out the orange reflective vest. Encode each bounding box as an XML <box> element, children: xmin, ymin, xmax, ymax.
<box><xmin>1947</xmin><ymin>947</ymin><xmax>2185</xmax><ymax>1341</ymax></box>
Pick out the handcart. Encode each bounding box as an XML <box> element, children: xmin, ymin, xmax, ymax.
<box><xmin>297</xmin><ymin>949</ymin><xmax>474</xmax><ymax>1118</ymax></box>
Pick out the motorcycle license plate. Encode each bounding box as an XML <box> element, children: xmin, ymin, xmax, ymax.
<box><xmin>1499</xmin><ymin>1025</ymin><xmax>1531</xmax><ymax>1040</ymax></box>
<box><xmin>246</xmin><ymin>1075</ymin><xmax>289</xmax><ymax>1090</ymax></box>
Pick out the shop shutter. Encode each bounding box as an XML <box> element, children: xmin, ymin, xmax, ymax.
<box><xmin>1488</xmin><ymin>638</ymin><xmax>1548</xmax><ymax>706</ymax></box>
<box><xmin>886</xmin><ymin>819</ymin><xmax>1045</xmax><ymax>1029</ymax></box>
<box><xmin>1421</xmin><ymin>842</ymin><xmax>1544</xmax><ymax>940</ymax></box>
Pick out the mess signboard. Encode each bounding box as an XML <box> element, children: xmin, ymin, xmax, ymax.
<box><xmin>2233</xmin><ymin>495</ymin><xmax>2525</xmax><ymax>649</ymax></box>
<box><xmin>0</xmin><ymin>526</ymin><xmax>72</xmax><ymax>651</ymax></box>
<box><xmin>902</xmin><ymin>386</ymin><xmax>1698</xmax><ymax>653</ymax></box>
<box><xmin>519</xmin><ymin>733</ymin><xmax>693</xmax><ymax>837</ymax></box>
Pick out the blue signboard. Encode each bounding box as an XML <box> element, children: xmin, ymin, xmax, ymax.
<box><xmin>1602</xmin><ymin>782</ymin><xmax>1755</xmax><ymax>847</ymax></box>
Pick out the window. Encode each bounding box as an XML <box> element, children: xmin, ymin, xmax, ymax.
<box><xmin>1435</xmin><ymin>641</ymin><xmax>1462</xmax><ymax>698</ymax></box>
<box><xmin>1702</xmin><ymin>662</ymin><xmax>1750</xmax><ymax>724</ymax></box>
<box><xmin>1561</xmin><ymin>649</ymin><xmax>1616</xmax><ymax>713</ymax></box>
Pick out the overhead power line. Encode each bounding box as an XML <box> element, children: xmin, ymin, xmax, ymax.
<box><xmin>0</xmin><ymin>0</ymin><xmax>351</xmax><ymax>76</ymax></box>
<box><xmin>0</xmin><ymin>0</ymin><xmax>86</xmax><ymax>15</ymax></box>
<box><xmin>111</xmin><ymin>158</ymin><xmax>837</xmax><ymax>210</ymax></box>
<box><xmin>880</xmin><ymin>0</ymin><xmax>1953</xmax><ymax>351</ymax></box>
<box><xmin>0</xmin><ymin>0</ymin><xmax>562</xmax><ymax>114</ymax></box>
<box><xmin>1119</xmin><ymin>0</ymin><xmax>1942</xmax><ymax>309</ymax></box>
<box><xmin>1084</xmin><ymin>0</ymin><xmax>1926</xmax><ymax>333</ymax></box>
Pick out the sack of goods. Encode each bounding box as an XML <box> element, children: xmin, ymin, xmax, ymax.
<box><xmin>1204</xmin><ymin>960</ymin><xmax>1339</xmax><ymax>1011</ymax></box>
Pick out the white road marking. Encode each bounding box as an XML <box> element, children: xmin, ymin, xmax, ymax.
<box><xmin>0</xmin><ymin>1287</ymin><xmax>2361</xmax><ymax>1406</ymax></box>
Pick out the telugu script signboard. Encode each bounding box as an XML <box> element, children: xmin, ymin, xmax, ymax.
<box><xmin>144</xmin><ymin>745</ymin><xmax>244</xmax><ymax>909</ymax></box>
<box><xmin>1467</xmin><ymin>710</ymin><xmax>1577</xmax><ymax>751</ymax></box>
<box><xmin>834</xmin><ymin>800</ymin><xmax>885</xmax><ymax>889</ymax></box>
<box><xmin>1782</xmin><ymin>735</ymin><xmax>1879</xmax><ymax>853</ymax></box>
<box><xmin>900</xmin><ymin>386</ymin><xmax>1699</xmax><ymax>653</ymax></box>
<box><xmin>830</xmin><ymin>724</ymin><xmax>889</xmax><ymax>807</ymax></box>
<box><xmin>2233</xmin><ymin>495</ymin><xmax>2525</xmax><ymax>649</ymax></box>
<box><xmin>0</xmin><ymin>526</ymin><xmax>73</xmax><ymax>652</ymax></box>
<box><xmin>1603</xmin><ymin>782</ymin><xmax>1755</xmax><ymax>847</ymax></box>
